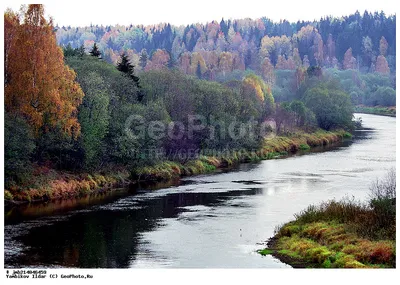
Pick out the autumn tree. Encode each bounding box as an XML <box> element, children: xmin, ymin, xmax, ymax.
<box><xmin>242</xmin><ymin>74</ymin><xmax>275</xmax><ymax>118</ymax></box>
<box><xmin>276</xmin><ymin>55</ymin><xmax>287</xmax><ymax>70</ymax></box>
<box><xmin>292</xmin><ymin>48</ymin><xmax>302</xmax><ymax>67</ymax></box>
<box><xmin>190</xmin><ymin>52</ymin><xmax>207</xmax><ymax>76</ymax></box>
<box><xmin>218</xmin><ymin>52</ymin><xmax>233</xmax><ymax>77</ymax></box>
<box><xmin>179</xmin><ymin>52</ymin><xmax>191</xmax><ymax>74</ymax></box>
<box><xmin>313</xmin><ymin>33</ymin><xmax>324</xmax><ymax>66</ymax></box>
<box><xmin>4</xmin><ymin>8</ymin><xmax>19</xmax><ymax>86</ymax></box>
<box><xmin>294</xmin><ymin>67</ymin><xmax>306</xmax><ymax>90</ymax></box>
<box><xmin>260</xmin><ymin>57</ymin><xmax>275</xmax><ymax>85</ymax></box>
<box><xmin>343</xmin><ymin>48</ymin><xmax>357</xmax><ymax>70</ymax></box>
<box><xmin>379</xmin><ymin>36</ymin><xmax>388</xmax><ymax>56</ymax></box>
<box><xmin>4</xmin><ymin>4</ymin><xmax>84</xmax><ymax>138</ymax></box>
<box><xmin>145</xmin><ymin>49</ymin><xmax>170</xmax><ymax>71</ymax></box>
<box><xmin>215</xmin><ymin>32</ymin><xmax>228</xmax><ymax>52</ymax></box>
<box><xmin>375</xmin><ymin>55</ymin><xmax>390</xmax><ymax>75</ymax></box>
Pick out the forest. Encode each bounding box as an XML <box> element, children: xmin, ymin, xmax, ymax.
<box><xmin>4</xmin><ymin>4</ymin><xmax>396</xmax><ymax>201</ymax></box>
<box><xmin>57</xmin><ymin>11</ymin><xmax>395</xmax><ymax>79</ymax></box>
<box><xmin>58</xmin><ymin>9</ymin><xmax>396</xmax><ymax>108</ymax></box>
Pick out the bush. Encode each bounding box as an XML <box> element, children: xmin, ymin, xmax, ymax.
<box><xmin>4</xmin><ymin>190</ymin><xmax>14</xmax><ymax>200</ymax></box>
<box><xmin>299</xmin><ymin>144</ymin><xmax>311</xmax><ymax>150</ymax></box>
<box><xmin>304</xmin><ymin>80</ymin><xmax>354</xmax><ymax>130</ymax></box>
<box><xmin>369</xmin><ymin>168</ymin><xmax>396</xmax><ymax>201</ymax></box>
<box><xmin>291</xmin><ymin>169</ymin><xmax>396</xmax><ymax>241</ymax></box>
<box><xmin>369</xmin><ymin>168</ymin><xmax>396</xmax><ymax>234</ymax></box>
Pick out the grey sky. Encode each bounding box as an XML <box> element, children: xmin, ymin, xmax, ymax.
<box><xmin>3</xmin><ymin>0</ymin><xmax>397</xmax><ymax>27</ymax></box>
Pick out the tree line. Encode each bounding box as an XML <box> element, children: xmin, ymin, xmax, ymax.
<box><xmin>4</xmin><ymin>4</ymin><xmax>359</xmax><ymax>191</ymax></box>
<box><xmin>56</xmin><ymin>10</ymin><xmax>395</xmax><ymax>80</ymax></box>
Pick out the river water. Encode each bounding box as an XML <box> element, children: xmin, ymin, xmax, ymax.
<box><xmin>4</xmin><ymin>114</ymin><xmax>396</xmax><ymax>268</ymax></box>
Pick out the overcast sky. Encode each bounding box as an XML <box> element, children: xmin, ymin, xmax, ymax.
<box><xmin>3</xmin><ymin>0</ymin><xmax>397</xmax><ymax>27</ymax></box>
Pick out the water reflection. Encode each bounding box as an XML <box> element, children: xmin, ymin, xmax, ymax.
<box><xmin>8</xmin><ymin>187</ymin><xmax>265</xmax><ymax>268</ymax></box>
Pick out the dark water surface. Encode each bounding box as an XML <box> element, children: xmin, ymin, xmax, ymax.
<box><xmin>4</xmin><ymin>114</ymin><xmax>396</xmax><ymax>268</ymax></box>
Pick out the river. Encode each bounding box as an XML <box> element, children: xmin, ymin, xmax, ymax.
<box><xmin>4</xmin><ymin>113</ymin><xmax>396</xmax><ymax>268</ymax></box>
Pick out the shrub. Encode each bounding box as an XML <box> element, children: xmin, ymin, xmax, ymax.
<box><xmin>299</xmin><ymin>144</ymin><xmax>311</xmax><ymax>150</ymax></box>
<box><xmin>4</xmin><ymin>190</ymin><xmax>14</xmax><ymax>201</ymax></box>
<box><xmin>369</xmin><ymin>168</ymin><xmax>396</xmax><ymax>201</ymax></box>
<box><xmin>78</xmin><ymin>181</ymin><xmax>91</xmax><ymax>196</ymax></box>
<box><xmin>368</xmin><ymin>168</ymin><xmax>396</xmax><ymax>238</ymax></box>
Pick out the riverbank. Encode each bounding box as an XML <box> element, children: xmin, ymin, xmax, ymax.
<box><xmin>258</xmin><ymin>195</ymin><xmax>396</xmax><ymax>268</ymax></box>
<box><xmin>5</xmin><ymin>129</ymin><xmax>351</xmax><ymax>205</ymax></box>
<box><xmin>354</xmin><ymin>105</ymin><xmax>396</xmax><ymax>117</ymax></box>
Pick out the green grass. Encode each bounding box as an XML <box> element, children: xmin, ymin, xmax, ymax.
<box><xmin>257</xmin><ymin>249</ymin><xmax>274</xmax><ymax>256</ymax></box>
<box><xmin>354</xmin><ymin>105</ymin><xmax>396</xmax><ymax>117</ymax></box>
<box><xmin>299</xmin><ymin>144</ymin><xmax>311</xmax><ymax>150</ymax></box>
<box><xmin>278</xmin><ymin>249</ymin><xmax>303</xmax><ymax>259</ymax></box>
<box><xmin>260</xmin><ymin>197</ymin><xmax>396</xmax><ymax>268</ymax></box>
<box><xmin>6</xmin><ymin>166</ymin><xmax>131</xmax><ymax>202</ymax></box>
<box><xmin>272</xmin><ymin>224</ymin><xmax>394</xmax><ymax>268</ymax></box>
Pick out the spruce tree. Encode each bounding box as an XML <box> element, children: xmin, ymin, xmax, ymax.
<box><xmin>196</xmin><ymin>62</ymin><xmax>202</xmax><ymax>79</ymax></box>
<box><xmin>89</xmin><ymin>43</ymin><xmax>101</xmax><ymax>58</ymax></box>
<box><xmin>63</xmin><ymin>43</ymin><xmax>75</xmax><ymax>57</ymax></box>
<box><xmin>117</xmin><ymin>52</ymin><xmax>140</xmax><ymax>88</ymax></box>
<box><xmin>76</xmin><ymin>44</ymin><xmax>85</xmax><ymax>58</ymax></box>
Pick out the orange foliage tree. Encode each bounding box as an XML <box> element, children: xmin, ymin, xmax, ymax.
<box><xmin>5</xmin><ymin>5</ymin><xmax>84</xmax><ymax>138</ymax></box>
<box><xmin>260</xmin><ymin>57</ymin><xmax>275</xmax><ymax>85</ymax></box>
<box><xmin>145</xmin><ymin>49</ymin><xmax>170</xmax><ymax>71</ymax></box>
<box><xmin>242</xmin><ymin>74</ymin><xmax>275</xmax><ymax>118</ymax></box>
<box><xmin>375</xmin><ymin>55</ymin><xmax>390</xmax><ymax>75</ymax></box>
<box><xmin>343</xmin><ymin>48</ymin><xmax>357</xmax><ymax>70</ymax></box>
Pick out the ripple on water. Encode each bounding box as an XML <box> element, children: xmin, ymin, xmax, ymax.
<box><xmin>283</xmin><ymin>172</ymin><xmax>324</xmax><ymax>177</ymax></box>
<box><xmin>232</xmin><ymin>180</ymin><xmax>265</xmax><ymax>185</ymax></box>
<box><xmin>322</xmin><ymin>167</ymin><xmax>373</xmax><ymax>173</ymax></box>
<box><xmin>95</xmin><ymin>197</ymin><xmax>143</xmax><ymax>211</ymax></box>
<box><xmin>356</xmin><ymin>156</ymin><xmax>395</xmax><ymax>162</ymax></box>
<box><xmin>4</xmin><ymin>215</ymin><xmax>72</xmax><ymax>267</ymax></box>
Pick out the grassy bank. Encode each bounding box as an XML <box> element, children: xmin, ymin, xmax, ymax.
<box><xmin>354</xmin><ymin>105</ymin><xmax>396</xmax><ymax>117</ymax></box>
<box><xmin>258</xmin><ymin>170</ymin><xmax>396</xmax><ymax>268</ymax></box>
<box><xmin>130</xmin><ymin>129</ymin><xmax>351</xmax><ymax>181</ymax></box>
<box><xmin>5</xmin><ymin>129</ymin><xmax>350</xmax><ymax>204</ymax></box>
<box><xmin>5</xmin><ymin>167</ymin><xmax>131</xmax><ymax>204</ymax></box>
